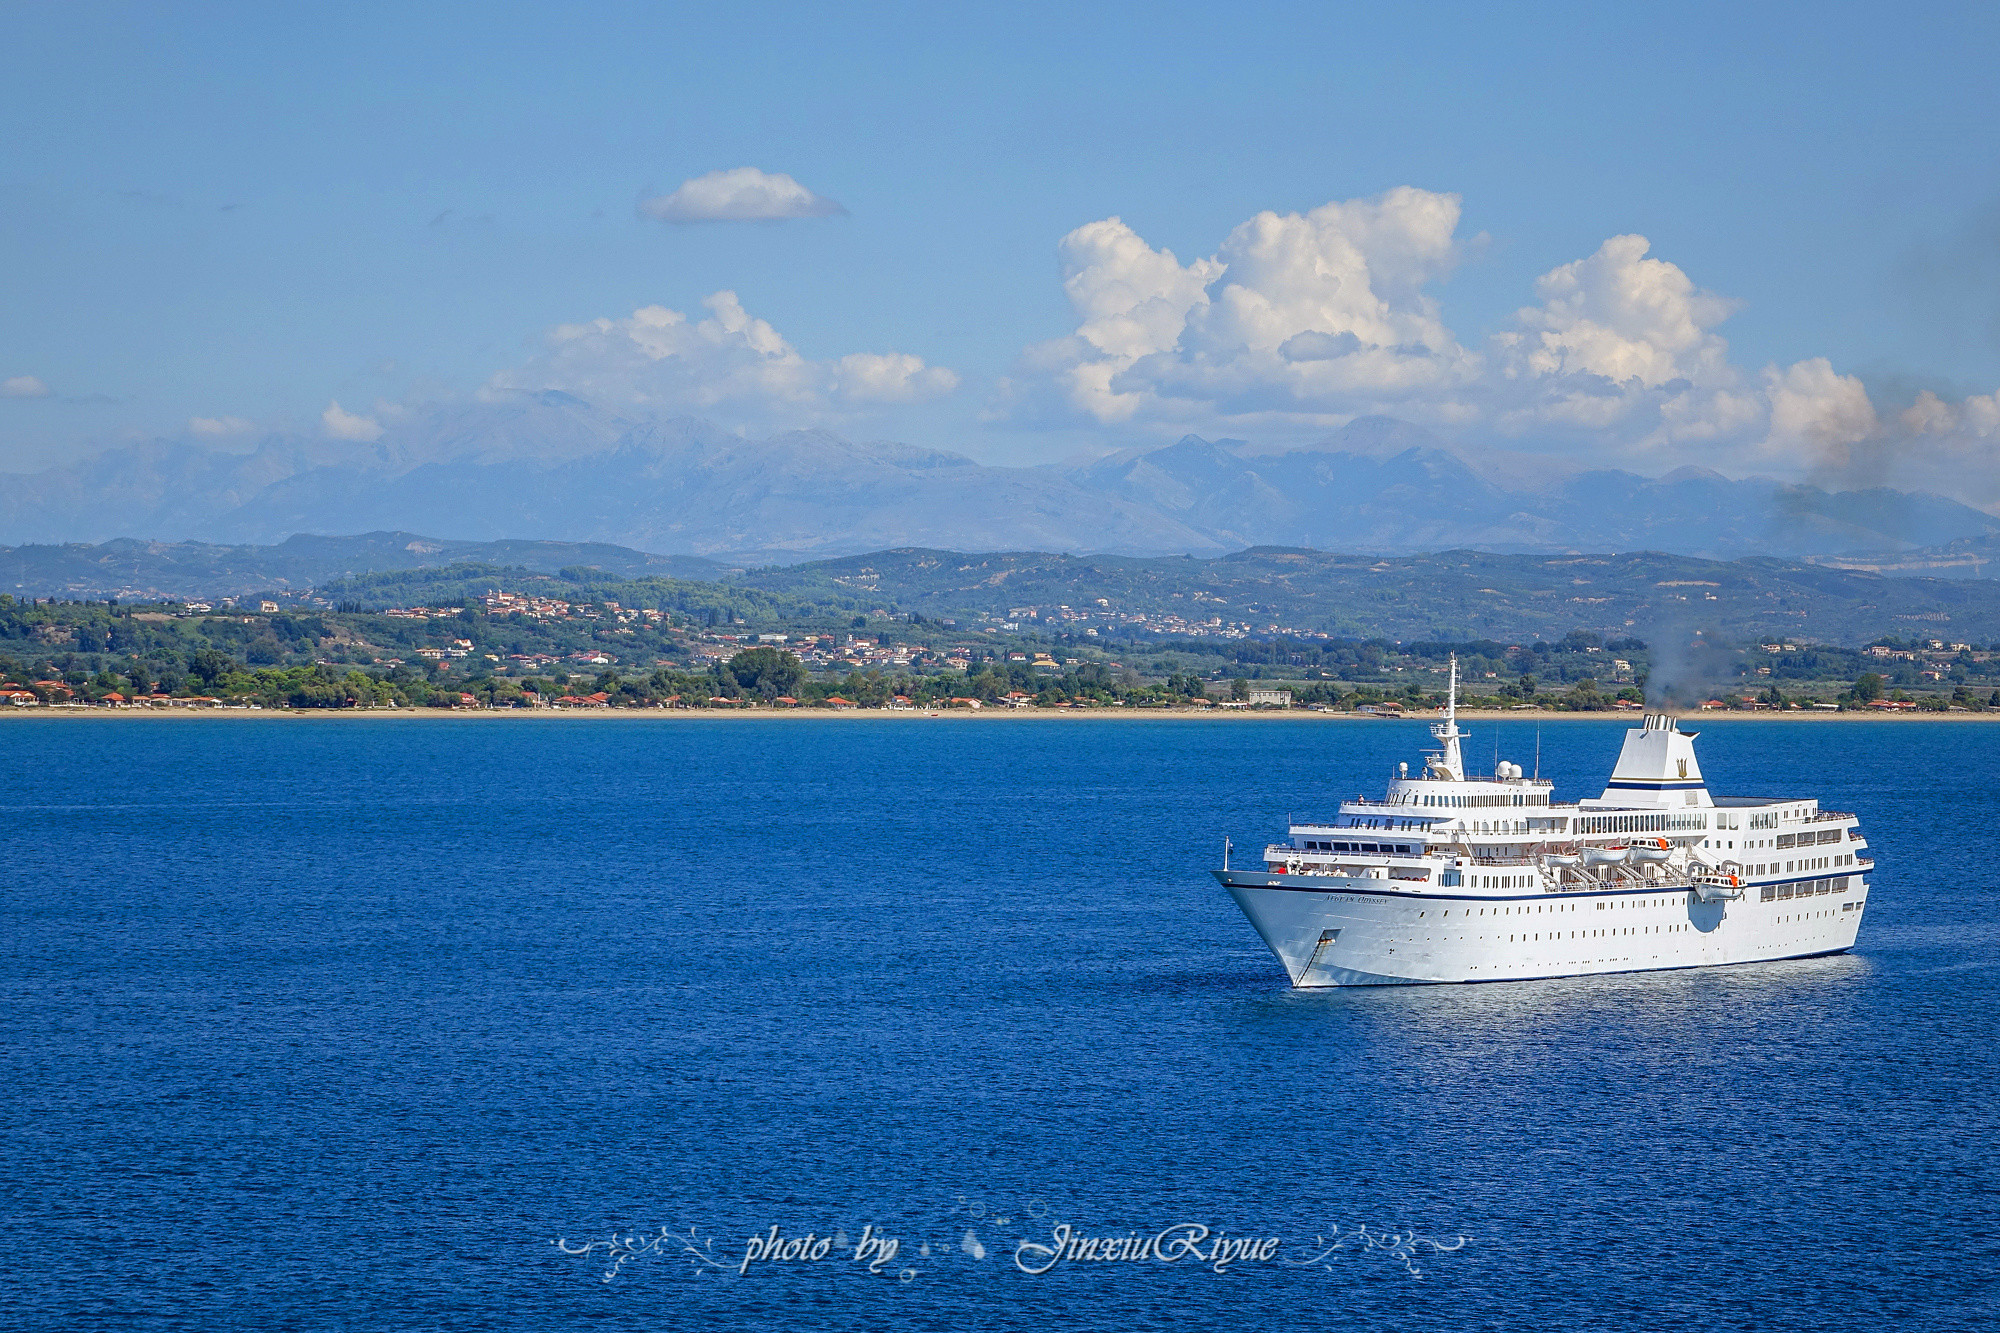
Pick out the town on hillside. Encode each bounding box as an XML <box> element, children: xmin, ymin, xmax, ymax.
<box><xmin>2</xmin><ymin>585</ymin><xmax>1996</xmax><ymax>713</ymax></box>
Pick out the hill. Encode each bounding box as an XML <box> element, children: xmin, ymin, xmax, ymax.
<box><xmin>12</xmin><ymin>530</ymin><xmax>2000</xmax><ymax>647</ymax></box>
<box><xmin>738</xmin><ymin>546</ymin><xmax>2000</xmax><ymax>645</ymax></box>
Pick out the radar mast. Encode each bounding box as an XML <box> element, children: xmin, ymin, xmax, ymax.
<box><xmin>1428</xmin><ymin>654</ymin><xmax>1466</xmax><ymax>781</ymax></box>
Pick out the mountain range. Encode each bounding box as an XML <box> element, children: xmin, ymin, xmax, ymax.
<box><xmin>4</xmin><ymin>395</ymin><xmax>1996</xmax><ymax>563</ymax></box>
<box><xmin>10</xmin><ymin>535</ymin><xmax>2000</xmax><ymax>646</ymax></box>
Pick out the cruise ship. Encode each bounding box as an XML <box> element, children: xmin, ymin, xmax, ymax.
<box><xmin>1213</xmin><ymin>660</ymin><xmax>1872</xmax><ymax>986</ymax></box>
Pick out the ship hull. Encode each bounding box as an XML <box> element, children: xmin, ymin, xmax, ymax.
<box><xmin>1217</xmin><ymin>871</ymin><xmax>1867</xmax><ymax>987</ymax></box>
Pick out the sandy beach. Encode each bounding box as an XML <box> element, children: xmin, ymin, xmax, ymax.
<box><xmin>3</xmin><ymin>705</ymin><xmax>1992</xmax><ymax>722</ymax></box>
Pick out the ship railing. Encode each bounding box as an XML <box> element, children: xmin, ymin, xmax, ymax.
<box><xmin>1543</xmin><ymin>864</ymin><xmax>1699</xmax><ymax>893</ymax></box>
<box><xmin>1807</xmin><ymin>810</ymin><xmax>1855</xmax><ymax>823</ymax></box>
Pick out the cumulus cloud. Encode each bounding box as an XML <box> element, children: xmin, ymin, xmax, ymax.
<box><xmin>3</xmin><ymin>375</ymin><xmax>51</xmax><ymax>398</ymax></box>
<box><xmin>1902</xmin><ymin>387</ymin><xmax>2000</xmax><ymax>440</ymax></box>
<box><xmin>1490</xmin><ymin>233</ymin><xmax>1764</xmax><ymax>448</ymax></box>
<box><xmin>484</xmin><ymin>290</ymin><xmax>956</xmax><ymax>425</ymax></box>
<box><xmin>1502</xmin><ymin>234</ymin><xmax>1738</xmax><ymax>386</ymax></box>
<box><xmin>322</xmin><ymin>400</ymin><xmax>383</xmax><ymax>442</ymax></box>
<box><xmin>1007</xmin><ymin>190</ymin><xmax>1474</xmax><ymax>428</ymax></box>
<box><xmin>639</xmin><ymin>168</ymin><xmax>845</xmax><ymax>224</ymax></box>
<box><xmin>1763</xmin><ymin>358</ymin><xmax>1879</xmax><ymax>458</ymax></box>
<box><xmin>1003</xmin><ymin>190</ymin><xmax>2000</xmax><ymax>489</ymax></box>
<box><xmin>188</xmin><ymin>414</ymin><xmax>256</xmax><ymax>437</ymax></box>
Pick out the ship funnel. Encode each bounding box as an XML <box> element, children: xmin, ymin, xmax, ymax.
<box><xmin>1597</xmin><ymin>712</ymin><xmax>1711</xmax><ymax>808</ymax></box>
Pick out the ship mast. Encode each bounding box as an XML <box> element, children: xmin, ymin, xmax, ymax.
<box><xmin>1429</xmin><ymin>654</ymin><xmax>1465</xmax><ymax>781</ymax></box>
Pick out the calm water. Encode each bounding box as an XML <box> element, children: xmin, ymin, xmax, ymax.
<box><xmin>1</xmin><ymin>716</ymin><xmax>1995</xmax><ymax>1331</ymax></box>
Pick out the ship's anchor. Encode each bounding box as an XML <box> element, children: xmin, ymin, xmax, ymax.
<box><xmin>1297</xmin><ymin>928</ymin><xmax>1341</xmax><ymax>985</ymax></box>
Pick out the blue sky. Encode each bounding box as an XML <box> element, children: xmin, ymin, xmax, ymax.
<box><xmin>3</xmin><ymin>1</ymin><xmax>1998</xmax><ymax>488</ymax></box>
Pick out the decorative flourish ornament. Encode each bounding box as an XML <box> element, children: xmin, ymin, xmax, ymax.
<box><xmin>1281</xmin><ymin>1224</ymin><xmax>1468</xmax><ymax>1278</ymax></box>
<box><xmin>553</xmin><ymin>1226</ymin><xmax>729</xmax><ymax>1283</ymax></box>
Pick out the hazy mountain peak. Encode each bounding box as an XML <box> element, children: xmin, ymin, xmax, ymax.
<box><xmin>1</xmin><ymin>406</ymin><xmax>1995</xmax><ymax>563</ymax></box>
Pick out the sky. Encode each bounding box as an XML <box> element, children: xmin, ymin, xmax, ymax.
<box><xmin>3</xmin><ymin>0</ymin><xmax>1999</xmax><ymax>496</ymax></box>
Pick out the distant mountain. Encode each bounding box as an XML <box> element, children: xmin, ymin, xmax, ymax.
<box><xmin>0</xmin><ymin>532</ymin><xmax>732</xmax><ymax>601</ymax></box>
<box><xmin>1080</xmin><ymin>419</ymin><xmax>2000</xmax><ymax>558</ymax></box>
<box><xmin>2</xmin><ymin>397</ymin><xmax>1995</xmax><ymax>562</ymax></box>
<box><xmin>1808</xmin><ymin>533</ymin><xmax>2000</xmax><ymax>580</ymax></box>
<box><xmin>0</xmin><ymin>395</ymin><xmax>1209</xmax><ymax>559</ymax></box>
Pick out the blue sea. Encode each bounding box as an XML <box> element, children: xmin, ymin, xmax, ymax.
<box><xmin>2</xmin><ymin>716</ymin><xmax>1995</xmax><ymax>1331</ymax></box>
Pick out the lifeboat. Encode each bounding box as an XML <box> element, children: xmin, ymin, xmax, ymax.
<box><xmin>1629</xmin><ymin>841</ymin><xmax>1672</xmax><ymax>864</ymax></box>
<box><xmin>1694</xmin><ymin>880</ymin><xmax>1742</xmax><ymax>903</ymax></box>
<box><xmin>1581</xmin><ymin>845</ymin><xmax>1630</xmax><ymax>866</ymax></box>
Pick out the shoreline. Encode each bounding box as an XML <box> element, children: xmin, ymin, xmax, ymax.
<box><xmin>2</xmin><ymin>705</ymin><xmax>1994</xmax><ymax>722</ymax></box>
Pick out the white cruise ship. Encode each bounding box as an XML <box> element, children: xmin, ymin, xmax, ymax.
<box><xmin>1213</xmin><ymin>659</ymin><xmax>1872</xmax><ymax>986</ymax></box>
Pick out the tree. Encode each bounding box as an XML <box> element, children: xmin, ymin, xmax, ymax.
<box><xmin>187</xmin><ymin>647</ymin><xmax>232</xmax><ymax>687</ymax></box>
<box><xmin>1853</xmin><ymin>672</ymin><xmax>1885</xmax><ymax>703</ymax></box>
<box><xmin>1231</xmin><ymin>677</ymin><xmax>1249</xmax><ymax>701</ymax></box>
<box><xmin>728</xmin><ymin>647</ymin><xmax>805</xmax><ymax>700</ymax></box>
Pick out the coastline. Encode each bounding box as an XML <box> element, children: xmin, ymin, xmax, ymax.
<box><xmin>3</xmin><ymin>705</ymin><xmax>1994</xmax><ymax>722</ymax></box>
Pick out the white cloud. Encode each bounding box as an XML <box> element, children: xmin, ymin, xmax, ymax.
<box><xmin>830</xmin><ymin>352</ymin><xmax>959</xmax><ymax>405</ymax></box>
<box><xmin>1501</xmin><ymin>234</ymin><xmax>1737</xmax><ymax>387</ymax></box>
<box><xmin>1762</xmin><ymin>357</ymin><xmax>1878</xmax><ymax>459</ymax></box>
<box><xmin>1008</xmin><ymin>190</ymin><xmax>1475</xmax><ymax>429</ymax></box>
<box><xmin>322</xmin><ymin>400</ymin><xmax>383</xmax><ymax>442</ymax></box>
<box><xmin>1061</xmin><ymin>217</ymin><xmax>1223</xmax><ymax>363</ymax></box>
<box><xmin>1003</xmin><ymin>193</ymin><xmax>2000</xmax><ymax>488</ymax></box>
<box><xmin>1489</xmin><ymin>233</ymin><xmax>1760</xmax><ymax>448</ymax></box>
<box><xmin>639</xmin><ymin>168</ymin><xmax>845</xmax><ymax>224</ymax></box>
<box><xmin>1902</xmin><ymin>387</ymin><xmax>2000</xmax><ymax>440</ymax></box>
<box><xmin>188</xmin><ymin>414</ymin><xmax>255</xmax><ymax>437</ymax></box>
<box><xmin>484</xmin><ymin>290</ymin><xmax>956</xmax><ymax>425</ymax></box>
<box><xmin>3</xmin><ymin>375</ymin><xmax>51</xmax><ymax>398</ymax></box>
